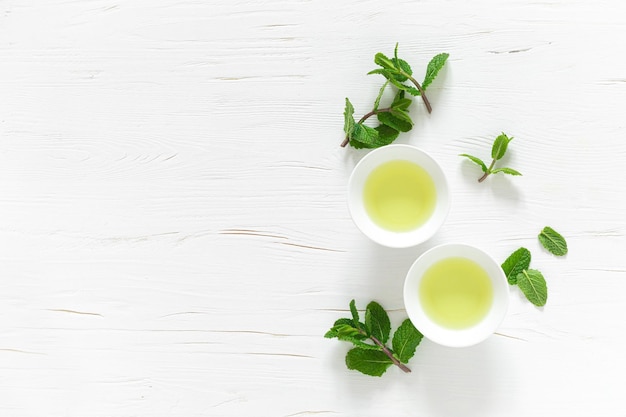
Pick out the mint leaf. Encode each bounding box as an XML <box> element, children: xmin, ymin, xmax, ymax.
<box><xmin>394</xmin><ymin>58</ymin><xmax>412</xmax><ymax>75</ymax></box>
<box><xmin>343</xmin><ymin>98</ymin><xmax>355</xmax><ymax>137</ymax></box>
<box><xmin>350</xmin><ymin>124</ymin><xmax>399</xmax><ymax>149</ymax></box>
<box><xmin>345</xmin><ymin>348</ymin><xmax>393</xmax><ymax>377</ymax></box>
<box><xmin>367</xmin><ymin>68</ymin><xmax>392</xmax><ymax>77</ymax></box>
<box><xmin>389</xmin><ymin>108</ymin><xmax>412</xmax><ymax>125</ymax></box>
<box><xmin>374</xmin><ymin>124</ymin><xmax>400</xmax><ymax>145</ymax></box>
<box><xmin>391</xmin><ymin>319</ymin><xmax>423</xmax><ymax>364</ymax></box>
<box><xmin>501</xmin><ymin>247</ymin><xmax>531</xmax><ymax>285</ymax></box>
<box><xmin>422</xmin><ymin>53</ymin><xmax>449</xmax><ymax>90</ymax></box>
<box><xmin>347</xmin><ymin>138</ymin><xmax>368</xmax><ymax>149</ymax></box>
<box><xmin>516</xmin><ymin>269</ymin><xmax>548</xmax><ymax>306</ymax></box>
<box><xmin>373</xmin><ymin>81</ymin><xmax>389</xmax><ymax>111</ymax></box>
<box><xmin>374</xmin><ymin>53</ymin><xmax>396</xmax><ymax>71</ymax></box>
<box><xmin>328</xmin><ymin>322</ymin><xmax>380</xmax><ymax>350</ymax></box>
<box><xmin>377</xmin><ymin>111</ymin><xmax>412</xmax><ymax>132</ymax></box>
<box><xmin>349</xmin><ymin>299</ymin><xmax>361</xmax><ymax>331</ymax></box>
<box><xmin>402</xmin><ymin>84</ymin><xmax>421</xmax><ymax>97</ymax></box>
<box><xmin>341</xmin><ymin>337</ymin><xmax>382</xmax><ymax>351</ymax></box>
<box><xmin>492</xmin><ymin>167</ymin><xmax>522</xmax><ymax>176</ymax></box>
<box><xmin>491</xmin><ymin>133</ymin><xmax>513</xmax><ymax>160</ymax></box>
<box><xmin>392</xmin><ymin>43</ymin><xmax>400</xmax><ymax>66</ymax></box>
<box><xmin>390</xmin><ymin>91</ymin><xmax>411</xmax><ymax>111</ymax></box>
<box><xmin>459</xmin><ymin>154</ymin><xmax>488</xmax><ymax>173</ymax></box>
<box><xmin>365</xmin><ymin>301</ymin><xmax>391</xmax><ymax>344</ymax></box>
<box><xmin>538</xmin><ymin>226</ymin><xmax>568</xmax><ymax>256</ymax></box>
<box><xmin>383</xmin><ymin>76</ymin><xmax>419</xmax><ymax>96</ymax></box>
<box><xmin>350</xmin><ymin>123</ymin><xmax>380</xmax><ymax>149</ymax></box>
<box><xmin>333</xmin><ymin>324</ymin><xmax>364</xmax><ymax>338</ymax></box>
<box><xmin>324</xmin><ymin>318</ymin><xmax>355</xmax><ymax>338</ymax></box>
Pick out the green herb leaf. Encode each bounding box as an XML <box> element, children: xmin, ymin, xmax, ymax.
<box><xmin>374</xmin><ymin>124</ymin><xmax>400</xmax><ymax>145</ymax></box>
<box><xmin>401</xmin><ymin>84</ymin><xmax>421</xmax><ymax>97</ymax></box>
<box><xmin>538</xmin><ymin>226</ymin><xmax>568</xmax><ymax>256</ymax></box>
<box><xmin>492</xmin><ymin>167</ymin><xmax>522</xmax><ymax>176</ymax></box>
<box><xmin>329</xmin><ymin>323</ymin><xmax>380</xmax><ymax>350</ymax></box>
<box><xmin>422</xmin><ymin>53</ymin><xmax>449</xmax><ymax>90</ymax></box>
<box><xmin>392</xmin><ymin>58</ymin><xmax>412</xmax><ymax>78</ymax></box>
<box><xmin>365</xmin><ymin>301</ymin><xmax>391</xmax><ymax>344</ymax></box>
<box><xmin>324</xmin><ymin>318</ymin><xmax>355</xmax><ymax>338</ymax></box>
<box><xmin>389</xmin><ymin>108</ymin><xmax>412</xmax><ymax>125</ymax></box>
<box><xmin>459</xmin><ymin>154</ymin><xmax>488</xmax><ymax>173</ymax></box>
<box><xmin>347</xmin><ymin>137</ymin><xmax>368</xmax><ymax>149</ymax></box>
<box><xmin>391</xmin><ymin>319</ymin><xmax>423</xmax><ymax>363</ymax></box>
<box><xmin>390</xmin><ymin>91</ymin><xmax>412</xmax><ymax>111</ymax></box>
<box><xmin>341</xmin><ymin>337</ymin><xmax>382</xmax><ymax>350</ymax></box>
<box><xmin>343</xmin><ymin>98</ymin><xmax>355</xmax><ymax>137</ymax></box>
<box><xmin>377</xmin><ymin>111</ymin><xmax>412</xmax><ymax>132</ymax></box>
<box><xmin>349</xmin><ymin>299</ymin><xmax>361</xmax><ymax>331</ymax></box>
<box><xmin>332</xmin><ymin>324</ymin><xmax>364</xmax><ymax>338</ymax></box>
<box><xmin>345</xmin><ymin>347</ymin><xmax>393</xmax><ymax>377</ymax></box>
<box><xmin>350</xmin><ymin>123</ymin><xmax>398</xmax><ymax>149</ymax></box>
<box><xmin>516</xmin><ymin>269</ymin><xmax>548</xmax><ymax>306</ymax></box>
<box><xmin>394</xmin><ymin>43</ymin><xmax>399</xmax><ymax>61</ymax></box>
<box><xmin>501</xmin><ymin>247</ymin><xmax>531</xmax><ymax>285</ymax></box>
<box><xmin>374</xmin><ymin>53</ymin><xmax>396</xmax><ymax>71</ymax></box>
<box><xmin>350</xmin><ymin>123</ymin><xmax>380</xmax><ymax>149</ymax></box>
<box><xmin>367</xmin><ymin>68</ymin><xmax>392</xmax><ymax>77</ymax></box>
<box><xmin>373</xmin><ymin>81</ymin><xmax>389</xmax><ymax>111</ymax></box>
<box><xmin>491</xmin><ymin>133</ymin><xmax>513</xmax><ymax>160</ymax></box>
<box><xmin>380</xmin><ymin>75</ymin><xmax>418</xmax><ymax>96</ymax></box>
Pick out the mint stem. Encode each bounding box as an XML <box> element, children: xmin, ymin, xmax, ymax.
<box><xmin>478</xmin><ymin>159</ymin><xmax>496</xmax><ymax>182</ymax></box>
<box><xmin>358</xmin><ymin>329</ymin><xmax>411</xmax><ymax>373</ymax></box>
<box><xmin>406</xmin><ymin>74</ymin><xmax>432</xmax><ymax>113</ymax></box>
<box><xmin>340</xmin><ymin>108</ymin><xmax>393</xmax><ymax>147</ymax></box>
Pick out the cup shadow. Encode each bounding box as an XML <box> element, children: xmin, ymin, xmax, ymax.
<box><xmin>415</xmin><ymin>339</ymin><xmax>513</xmax><ymax>417</ymax></box>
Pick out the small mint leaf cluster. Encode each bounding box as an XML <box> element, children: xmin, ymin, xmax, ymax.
<box><xmin>342</xmin><ymin>44</ymin><xmax>448</xmax><ymax>149</ymax></box>
<box><xmin>501</xmin><ymin>227</ymin><xmax>568</xmax><ymax>306</ymax></box>
<box><xmin>324</xmin><ymin>300</ymin><xmax>423</xmax><ymax>377</ymax></box>
<box><xmin>460</xmin><ymin>133</ymin><xmax>522</xmax><ymax>182</ymax></box>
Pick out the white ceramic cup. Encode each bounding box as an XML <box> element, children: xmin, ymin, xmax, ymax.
<box><xmin>347</xmin><ymin>144</ymin><xmax>450</xmax><ymax>248</ymax></box>
<box><xmin>403</xmin><ymin>243</ymin><xmax>509</xmax><ymax>347</ymax></box>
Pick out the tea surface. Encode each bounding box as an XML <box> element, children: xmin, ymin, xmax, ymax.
<box><xmin>419</xmin><ymin>257</ymin><xmax>493</xmax><ymax>329</ymax></box>
<box><xmin>363</xmin><ymin>160</ymin><xmax>436</xmax><ymax>231</ymax></box>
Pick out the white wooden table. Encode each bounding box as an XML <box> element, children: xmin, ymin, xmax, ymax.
<box><xmin>2</xmin><ymin>1</ymin><xmax>626</xmax><ymax>416</ymax></box>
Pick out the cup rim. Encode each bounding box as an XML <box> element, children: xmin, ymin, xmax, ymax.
<box><xmin>347</xmin><ymin>144</ymin><xmax>450</xmax><ymax>248</ymax></box>
<box><xmin>403</xmin><ymin>243</ymin><xmax>510</xmax><ymax>347</ymax></box>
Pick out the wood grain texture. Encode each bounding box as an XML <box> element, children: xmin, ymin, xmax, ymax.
<box><xmin>1</xmin><ymin>0</ymin><xmax>626</xmax><ymax>416</ymax></box>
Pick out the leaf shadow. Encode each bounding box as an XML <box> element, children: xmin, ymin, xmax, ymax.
<box><xmin>490</xmin><ymin>173</ymin><xmax>523</xmax><ymax>202</ymax></box>
<box><xmin>458</xmin><ymin>161</ymin><xmax>524</xmax><ymax>203</ymax></box>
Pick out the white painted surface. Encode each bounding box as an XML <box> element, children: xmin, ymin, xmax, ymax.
<box><xmin>1</xmin><ymin>1</ymin><xmax>625</xmax><ymax>416</ymax></box>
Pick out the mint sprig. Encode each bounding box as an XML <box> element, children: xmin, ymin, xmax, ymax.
<box><xmin>341</xmin><ymin>44</ymin><xmax>448</xmax><ymax>148</ymax></box>
<box><xmin>460</xmin><ymin>133</ymin><xmax>522</xmax><ymax>182</ymax></box>
<box><xmin>325</xmin><ymin>300</ymin><xmax>423</xmax><ymax>376</ymax></box>
<box><xmin>368</xmin><ymin>44</ymin><xmax>449</xmax><ymax>113</ymax></box>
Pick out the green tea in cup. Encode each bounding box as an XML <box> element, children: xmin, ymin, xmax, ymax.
<box><xmin>348</xmin><ymin>145</ymin><xmax>450</xmax><ymax>248</ymax></box>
